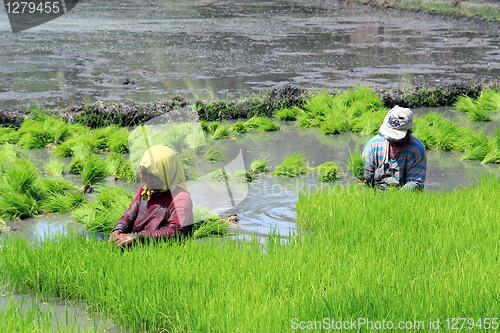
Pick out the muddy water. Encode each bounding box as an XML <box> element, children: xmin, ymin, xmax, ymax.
<box><xmin>0</xmin><ymin>288</ymin><xmax>122</xmax><ymax>333</ymax></box>
<box><xmin>1</xmin><ymin>0</ymin><xmax>500</xmax><ymax>110</ymax></box>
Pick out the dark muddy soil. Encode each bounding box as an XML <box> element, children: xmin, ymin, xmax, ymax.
<box><xmin>2</xmin><ymin>82</ymin><xmax>499</xmax><ymax>127</ymax></box>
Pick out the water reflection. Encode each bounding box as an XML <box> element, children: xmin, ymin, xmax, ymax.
<box><xmin>0</xmin><ymin>0</ymin><xmax>499</xmax><ymax>109</ymax></box>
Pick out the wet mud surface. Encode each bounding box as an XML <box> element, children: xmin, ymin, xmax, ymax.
<box><xmin>1</xmin><ymin>0</ymin><xmax>500</xmax><ymax>111</ymax></box>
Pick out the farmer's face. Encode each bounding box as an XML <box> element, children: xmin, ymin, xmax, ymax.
<box><xmin>140</xmin><ymin>169</ymin><xmax>165</xmax><ymax>190</ymax></box>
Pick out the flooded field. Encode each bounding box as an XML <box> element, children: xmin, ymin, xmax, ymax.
<box><xmin>1</xmin><ymin>0</ymin><xmax>500</xmax><ymax>110</ymax></box>
<box><xmin>1</xmin><ymin>106</ymin><xmax>497</xmax><ymax>242</ymax></box>
<box><xmin>1</xmin><ymin>1</ymin><xmax>500</xmax><ymax>330</ymax></box>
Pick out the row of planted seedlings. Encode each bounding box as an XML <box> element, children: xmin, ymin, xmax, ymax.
<box><xmin>3</xmin><ymin>170</ymin><xmax>500</xmax><ymax>331</ymax></box>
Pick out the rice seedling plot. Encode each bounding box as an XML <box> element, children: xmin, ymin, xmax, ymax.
<box><xmin>0</xmin><ymin>297</ymin><xmax>94</xmax><ymax>333</ymax></box>
<box><xmin>3</xmin><ymin>176</ymin><xmax>500</xmax><ymax>332</ymax></box>
<box><xmin>454</xmin><ymin>89</ymin><xmax>500</xmax><ymax>121</ymax></box>
<box><xmin>296</xmin><ymin>86</ymin><xmax>387</xmax><ymax>136</ymax></box>
<box><xmin>273</xmin><ymin>106</ymin><xmax>301</xmax><ymax>121</ymax></box>
<box><xmin>272</xmin><ymin>152</ymin><xmax>310</xmax><ymax>177</ymax></box>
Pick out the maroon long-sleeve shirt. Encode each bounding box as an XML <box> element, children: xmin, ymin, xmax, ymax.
<box><xmin>113</xmin><ymin>185</ymin><xmax>194</xmax><ymax>241</ymax></box>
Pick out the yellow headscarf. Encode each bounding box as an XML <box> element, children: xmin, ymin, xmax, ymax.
<box><xmin>139</xmin><ymin>145</ymin><xmax>188</xmax><ymax>201</ymax></box>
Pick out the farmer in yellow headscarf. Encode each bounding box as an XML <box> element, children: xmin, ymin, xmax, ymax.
<box><xmin>109</xmin><ymin>145</ymin><xmax>194</xmax><ymax>246</ymax></box>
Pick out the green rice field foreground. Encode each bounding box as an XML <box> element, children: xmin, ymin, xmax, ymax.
<box><xmin>2</xmin><ymin>175</ymin><xmax>500</xmax><ymax>332</ymax></box>
<box><xmin>0</xmin><ymin>297</ymin><xmax>94</xmax><ymax>333</ymax></box>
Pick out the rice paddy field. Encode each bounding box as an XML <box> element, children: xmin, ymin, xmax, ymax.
<box><xmin>1</xmin><ymin>87</ymin><xmax>500</xmax><ymax>331</ymax></box>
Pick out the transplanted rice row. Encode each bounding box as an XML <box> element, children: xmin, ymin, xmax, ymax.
<box><xmin>0</xmin><ymin>297</ymin><xmax>95</xmax><ymax>333</ymax></box>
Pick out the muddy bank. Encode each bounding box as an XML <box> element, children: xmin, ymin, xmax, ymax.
<box><xmin>348</xmin><ymin>0</ymin><xmax>500</xmax><ymax>26</ymax></box>
<box><xmin>1</xmin><ymin>83</ymin><xmax>499</xmax><ymax>127</ymax></box>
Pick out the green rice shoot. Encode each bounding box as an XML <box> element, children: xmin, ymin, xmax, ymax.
<box><xmin>272</xmin><ymin>152</ymin><xmax>309</xmax><ymax>177</ymax></box>
<box><xmin>346</xmin><ymin>147</ymin><xmax>365</xmax><ymax>181</ymax></box>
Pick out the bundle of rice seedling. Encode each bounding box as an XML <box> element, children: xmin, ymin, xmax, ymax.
<box><xmin>232</xmin><ymin>170</ymin><xmax>253</xmax><ymax>183</ymax></box>
<box><xmin>36</xmin><ymin>177</ymin><xmax>78</xmax><ymax>194</ymax></box>
<box><xmin>244</xmin><ymin>116</ymin><xmax>279</xmax><ymax>131</ymax></box>
<box><xmin>321</xmin><ymin>113</ymin><xmax>352</xmax><ymax>135</ymax></box>
<box><xmin>72</xmin><ymin>186</ymin><xmax>134</xmax><ymax>233</ymax></box>
<box><xmin>315</xmin><ymin>161</ymin><xmax>340</xmax><ymax>182</ymax></box>
<box><xmin>107</xmin><ymin>152</ymin><xmax>126</xmax><ymax>176</ymax></box>
<box><xmin>0</xmin><ymin>192</ymin><xmax>40</xmax><ymax>219</ymax></box>
<box><xmin>41</xmin><ymin>192</ymin><xmax>87</xmax><ymax>213</ymax></box>
<box><xmin>192</xmin><ymin>218</ymin><xmax>232</xmax><ymax>239</ymax></box>
<box><xmin>459</xmin><ymin>131</ymin><xmax>491</xmax><ymax>161</ymax></box>
<box><xmin>44</xmin><ymin>158</ymin><xmax>66</xmax><ymax>176</ymax></box>
<box><xmin>54</xmin><ymin>132</ymin><xmax>102</xmax><ymax>158</ymax></box>
<box><xmin>3</xmin><ymin>158</ymin><xmax>39</xmax><ymax>193</ymax></box>
<box><xmin>68</xmin><ymin>158</ymin><xmax>84</xmax><ymax>174</ymax></box>
<box><xmin>468</xmin><ymin>107</ymin><xmax>490</xmax><ymax>121</ymax></box>
<box><xmin>178</xmin><ymin>150</ymin><xmax>198</xmax><ymax>167</ymax></box>
<box><xmin>346</xmin><ymin>147</ymin><xmax>365</xmax><ymax>181</ymax></box>
<box><xmin>477</xmin><ymin>89</ymin><xmax>500</xmax><ymax>111</ymax></box>
<box><xmin>0</xmin><ymin>143</ymin><xmax>21</xmax><ymax>165</ymax></box>
<box><xmin>0</xmin><ymin>159</ymin><xmax>44</xmax><ymax>219</ymax></box>
<box><xmin>272</xmin><ymin>152</ymin><xmax>309</xmax><ymax>177</ymax></box>
<box><xmin>18</xmin><ymin>115</ymin><xmax>74</xmax><ymax>148</ymax></box>
<box><xmin>200</xmin><ymin>120</ymin><xmax>209</xmax><ymax>132</ymax></box>
<box><xmin>0</xmin><ymin>127</ymin><xmax>20</xmax><ymax>144</ymax></box>
<box><xmin>117</xmin><ymin>160</ymin><xmax>136</xmax><ymax>183</ymax></box>
<box><xmin>192</xmin><ymin>205</ymin><xmax>234</xmax><ymax>239</ymax></box>
<box><xmin>109</xmin><ymin>128</ymin><xmax>130</xmax><ymax>154</ymax></box>
<box><xmin>186</xmin><ymin>127</ymin><xmax>208</xmax><ymax>153</ymax></box>
<box><xmin>81</xmin><ymin>155</ymin><xmax>110</xmax><ymax>191</ymax></box>
<box><xmin>208</xmin><ymin>168</ymin><xmax>231</xmax><ymax>182</ymax></box>
<box><xmin>482</xmin><ymin>128</ymin><xmax>500</xmax><ymax>164</ymax></box>
<box><xmin>299</xmin><ymin>87</ymin><xmax>387</xmax><ymax>134</ymax></box>
<box><xmin>231</xmin><ymin>121</ymin><xmax>247</xmax><ymax>134</ymax></box>
<box><xmin>204</xmin><ymin>144</ymin><xmax>226</xmax><ymax>162</ymax></box>
<box><xmin>208</xmin><ymin>121</ymin><xmax>220</xmax><ymax>133</ymax></box>
<box><xmin>413</xmin><ymin>112</ymin><xmax>470</xmax><ymax>151</ymax></box>
<box><xmin>454</xmin><ymin>89</ymin><xmax>500</xmax><ymax>121</ymax></box>
<box><xmin>274</xmin><ymin>107</ymin><xmax>300</xmax><ymax>121</ymax></box>
<box><xmin>212</xmin><ymin>124</ymin><xmax>231</xmax><ymax>139</ymax></box>
<box><xmin>251</xmin><ymin>156</ymin><xmax>270</xmax><ymax>174</ymax></box>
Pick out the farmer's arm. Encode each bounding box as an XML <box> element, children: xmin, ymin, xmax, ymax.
<box><xmin>109</xmin><ymin>187</ymin><xmax>142</xmax><ymax>241</ymax></box>
<box><xmin>402</xmin><ymin>143</ymin><xmax>427</xmax><ymax>191</ymax></box>
<box><xmin>362</xmin><ymin>142</ymin><xmax>376</xmax><ymax>187</ymax></box>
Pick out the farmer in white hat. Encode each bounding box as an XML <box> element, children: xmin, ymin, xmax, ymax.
<box><xmin>362</xmin><ymin>106</ymin><xmax>427</xmax><ymax>191</ymax></box>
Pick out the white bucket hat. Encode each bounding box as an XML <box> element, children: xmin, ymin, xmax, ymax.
<box><xmin>379</xmin><ymin>106</ymin><xmax>413</xmax><ymax>141</ymax></box>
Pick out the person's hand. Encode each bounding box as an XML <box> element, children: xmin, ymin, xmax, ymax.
<box><xmin>115</xmin><ymin>233</ymin><xmax>135</xmax><ymax>247</ymax></box>
<box><xmin>108</xmin><ymin>230</ymin><xmax>122</xmax><ymax>242</ymax></box>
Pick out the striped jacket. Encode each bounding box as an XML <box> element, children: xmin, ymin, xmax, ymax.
<box><xmin>362</xmin><ymin>134</ymin><xmax>427</xmax><ymax>190</ymax></box>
